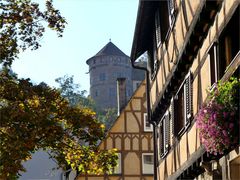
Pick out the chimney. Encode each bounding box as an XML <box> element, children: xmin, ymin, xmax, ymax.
<box><xmin>117</xmin><ymin>78</ymin><xmax>127</xmax><ymax>115</ymax></box>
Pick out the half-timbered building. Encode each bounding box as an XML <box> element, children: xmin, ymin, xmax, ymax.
<box><xmin>131</xmin><ymin>0</ymin><xmax>239</xmax><ymax>179</ymax></box>
<box><xmin>77</xmin><ymin>80</ymin><xmax>154</xmax><ymax>180</ymax></box>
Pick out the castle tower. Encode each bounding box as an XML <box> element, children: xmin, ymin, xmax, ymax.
<box><xmin>86</xmin><ymin>41</ymin><xmax>133</xmax><ymax>111</ymax></box>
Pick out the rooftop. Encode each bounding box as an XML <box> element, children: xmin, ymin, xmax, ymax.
<box><xmin>86</xmin><ymin>41</ymin><xmax>129</xmax><ymax>64</ymax></box>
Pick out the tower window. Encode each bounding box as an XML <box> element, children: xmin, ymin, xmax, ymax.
<box><xmin>99</xmin><ymin>73</ymin><xmax>106</xmax><ymax>81</ymax></box>
<box><xmin>109</xmin><ymin>88</ymin><xmax>115</xmax><ymax>97</ymax></box>
<box><xmin>95</xmin><ymin>90</ymin><xmax>98</xmax><ymax>97</ymax></box>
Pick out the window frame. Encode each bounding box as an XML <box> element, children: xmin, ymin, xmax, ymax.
<box><xmin>144</xmin><ymin>113</ymin><xmax>153</xmax><ymax>132</ymax></box>
<box><xmin>155</xmin><ymin>8</ymin><xmax>162</xmax><ymax>47</ymax></box>
<box><xmin>167</xmin><ymin>0</ymin><xmax>177</xmax><ymax>28</ymax></box>
<box><xmin>95</xmin><ymin>90</ymin><xmax>98</xmax><ymax>97</ymax></box>
<box><xmin>173</xmin><ymin>72</ymin><xmax>192</xmax><ymax>137</ymax></box>
<box><xmin>159</xmin><ymin>111</ymin><xmax>170</xmax><ymax>158</ymax></box>
<box><xmin>142</xmin><ymin>153</ymin><xmax>154</xmax><ymax>174</ymax></box>
<box><xmin>99</xmin><ymin>73</ymin><xmax>106</xmax><ymax>81</ymax></box>
<box><xmin>208</xmin><ymin>7</ymin><xmax>239</xmax><ymax>89</ymax></box>
<box><xmin>148</xmin><ymin>41</ymin><xmax>159</xmax><ymax>80</ymax></box>
<box><xmin>208</xmin><ymin>42</ymin><xmax>219</xmax><ymax>88</ymax></box>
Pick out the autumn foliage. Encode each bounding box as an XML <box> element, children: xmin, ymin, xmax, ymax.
<box><xmin>0</xmin><ymin>70</ymin><xmax>117</xmax><ymax>178</ymax></box>
<box><xmin>0</xmin><ymin>0</ymin><xmax>117</xmax><ymax>178</ymax></box>
<box><xmin>0</xmin><ymin>0</ymin><xmax>66</xmax><ymax>66</ymax></box>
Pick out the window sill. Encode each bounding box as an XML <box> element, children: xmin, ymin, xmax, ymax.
<box><xmin>160</xmin><ymin>152</ymin><xmax>169</xmax><ymax>159</ymax></box>
<box><xmin>160</xmin><ymin>146</ymin><xmax>170</xmax><ymax>159</ymax></box>
<box><xmin>142</xmin><ymin>173</ymin><xmax>154</xmax><ymax>175</ymax></box>
<box><xmin>176</xmin><ymin>121</ymin><xmax>191</xmax><ymax>139</ymax></box>
<box><xmin>144</xmin><ymin>130</ymin><xmax>153</xmax><ymax>132</ymax></box>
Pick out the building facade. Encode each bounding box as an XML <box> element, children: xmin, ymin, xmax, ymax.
<box><xmin>131</xmin><ymin>0</ymin><xmax>239</xmax><ymax>179</ymax></box>
<box><xmin>77</xmin><ymin>81</ymin><xmax>154</xmax><ymax>180</ymax></box>
<box><xmin>86</xmin><ymin>41</ymin><xmax>145</xmax><ymax>111</ymax></box>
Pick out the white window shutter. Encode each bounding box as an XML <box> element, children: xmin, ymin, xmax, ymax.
<box><xmin>155</xmin><ymin>9</ymin><xmax>161</xmax><ymax>45</ymax></box>
<box><xmin>165</xmin><ymin>112</ymin><xmax>170</xmax><ymax>151</ymax></box>
<box><xmin>184</xmin><ymin>72</ymin><xmax>192</xmax><ymax>125</ymax></box>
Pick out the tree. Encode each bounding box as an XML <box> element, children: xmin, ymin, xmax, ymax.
<box><xmin>55</xmin><ymin>75</ymin><xmax>96</xmax><ymax>109</ymax></box>
<box><xmin>0</xmin><ymin>1</ymin><xmax>117</xmax><ymax>178</ymax></box>
<box><xmin>98</xmin><ymin>108</ymin><xmax>118</xmax><ymax>130</ymax></box>
<box><xmin>55</xmin><ymin>75</ymin><xmax>118</xmax><ymax>130</ymax></box>
<box><xmin>0</xmin><ymin>69</ymin><xmax>117</xmax><ymax>179</ymax></box>
<box><xmin>0</xmin><ymin>0</ymin><xmax>66</xmax><ymax>67</ymax></box>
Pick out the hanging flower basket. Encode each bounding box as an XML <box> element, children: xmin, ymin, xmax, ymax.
<box><xmin>196</xmin><ymin>77</ymin><xmax>240</xmax><ymax>155</ymax></box>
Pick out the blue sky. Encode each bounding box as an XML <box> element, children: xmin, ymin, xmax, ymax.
<box><xmin>12</xmin><ymin>0</ymin><xmax>139</xmax><ymax>94</ymax></box>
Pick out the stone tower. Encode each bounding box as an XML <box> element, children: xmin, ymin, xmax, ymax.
<box><xmin>86</xmin><ymin>41</ymin><xmax>133</xmax><ymax>111</ymax></box>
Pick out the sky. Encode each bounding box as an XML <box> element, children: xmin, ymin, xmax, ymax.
<box><xmin>12</xmin><ymin>0</ymin><xmax>139</xmax><ymax>94</ymax></box>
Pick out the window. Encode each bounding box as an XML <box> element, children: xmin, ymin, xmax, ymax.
<box><xmin>209</xmin><ymin>7</ymin><xmax>239</xmax><ymax>86</ymax></box>
<box><xmin>112</xmin><ymin>153</ymin><xmax>121</xmax><ymax>174</ymax></box>
<box><xmin>99</xmin><ymin>73</ymin><xmax>106</xmax><ymax>81</ymax></box>
<box><xmin>148</xmin><ymin>33</ymin><xmax>159</xmax><ymax>79</ymax></box>
<box><xmin>117</xmin><ymin>72</ymin><xmax>124</xmax><ymax>78</ymax></box>
<box><xmin>156</xmin><ymin>0</ymin><xmax>176</xmax><ymax>43</ymax></box>
<box><xmin>109</xmin><ymin>88</ymin><xmax>115</xmax><ymax>97</ymax></box>
<box><xmin>218</xmin><ymin>7</ymin><xmax>239</xmax><ymax>78</ymax></box>
<box><xmin>155</xmin><ymin>8</ymin><xmax>162</xmax><ymax>46</ymax></box>
<box><xmin>209</xmin><ymin>43</ymin><xmax>218</xmax><ymax>86</ymax></box>
<box><xmin>142</xmin><ymin>153</ymin><xmax>154</xmax><ymax>174</ymax></box>
<box><xmin>173</xmin><ymin>72</ymin><xmax>192</xmax><ymax>136</ymax></box>
<box><xmin>168</xmin><ymin>0</ymin><xmax>176</xmax><ymax>27</ymax></box>
<box><xmin>144</xmin><ymin>113</ymin><xmax>153</xmax><ymax>132</ymax></box>
<box><xmin>95</xmin><ymin>90</ymin><xmax>98</xmax><ymax>97</ymax></box>
<box><xmin>159</xmin><ymin>111</ymin><xmax>170</xmax><ymax>157</ymax></box>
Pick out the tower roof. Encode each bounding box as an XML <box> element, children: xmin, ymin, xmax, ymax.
<box><xmin>95</xmin><ymin>41</ymin><xmax>128</xmax><ymax>57</ymax></box>
<box><xmin>86</xmin><ymin>41</ymin><xmax>129</xmax><ymax>64</ymax></box>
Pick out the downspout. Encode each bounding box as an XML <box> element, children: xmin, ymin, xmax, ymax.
<box><xmin>131</xmin><ymin>61</ymin><xmax>158</xmax><ymax>180</ymax></box>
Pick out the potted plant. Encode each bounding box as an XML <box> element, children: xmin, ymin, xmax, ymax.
<box><xmin>196</xmin><ymin>77</ymin><xmax>240</xmax><ymax>155</ymax></box>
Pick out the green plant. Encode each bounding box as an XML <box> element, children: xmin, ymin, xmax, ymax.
<box><xmin>196</xmin><ymin>77</ymin><xmax>240</xmax><ymax>155</ymax></box>
<box><xmin>208</xmin><ymin>77</ymin><xmax>240</xmax><ymax>108</ymax></box>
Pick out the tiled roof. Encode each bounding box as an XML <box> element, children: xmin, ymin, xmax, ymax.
<box><xmin>86</xmin><ymin>42</ymin><xmax>129</xmax><ymax>64</ymax></box>
<box><xmin>95</xmin><ymin>42</ymin><xmax>128</xmax><ymax>57</ymax></box>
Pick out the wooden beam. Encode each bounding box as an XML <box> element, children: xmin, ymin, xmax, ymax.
<box><xmin>167</xmin><ymin>147</ymin><xmax>205</xmax><ymax>180</ymax></box>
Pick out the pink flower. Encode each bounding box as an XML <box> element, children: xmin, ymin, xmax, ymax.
<box><xmin>229</xmin><ymin>123</ymin><xmax>234</xmax><ymax>129</ymax></box>
<box><xmin>223</xmin><ymin>112</ymin><xmax>228</xmax><ymax>118</ymax></box>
